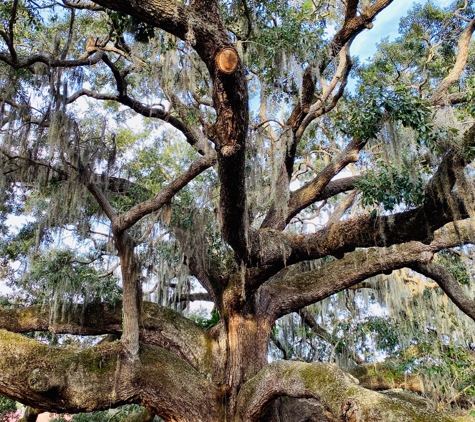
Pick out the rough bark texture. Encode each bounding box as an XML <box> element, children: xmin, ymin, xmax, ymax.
<box><xmin>2</xmin><ymin>0</ymin><xmax>475</xmax><ymax>421</ymax></box>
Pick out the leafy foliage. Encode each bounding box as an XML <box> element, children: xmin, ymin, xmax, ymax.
<box><xmin>2</xmin><ymin>0</ymin><xmax>475</xmax><ymax>419</ymax></box>
<box><xmin>436</xmin><ymin>250</ymin><xmax>471</xmax><ymax>286</ymax></box>
<box><xmin>356</xmin><ymin>159</ymin><xmax>426</xmax><ymax>211</ymax></box>
<box><xmin>338</xmin><ymin>85</ymin><xmax>434</xmax><ymax>144</ymax></box>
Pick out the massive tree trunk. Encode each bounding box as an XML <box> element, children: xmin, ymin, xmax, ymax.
<box><xmin>0</xmin><ymin>323</ymin><xmax>472</xmax><ymax>422</ymax></box>
<box><xmin>2</xmin><ymin>0</ymin><xmax>475</xmax><ymax>421</ymax></box>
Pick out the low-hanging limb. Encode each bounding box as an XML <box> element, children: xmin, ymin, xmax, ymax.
<box><xmin>235</xmin><ymin>360</ymin><xmax>465</xmax><ymax>422</ymax></box>
<box><xmin>0</xmin><ymin>301</ymin><xmax>213</xmax><ymax>376</ymax></box>
<box><xmin>0</xmin><ymin>330</ymin><xmax>222</xmax><ymax>422</ymax></box>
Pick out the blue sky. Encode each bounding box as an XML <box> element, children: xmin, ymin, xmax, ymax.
<box><xmin>0</xmin><ymin>0</ymin><xmax>460</xmax><ymax>296</ymax></box>
<box><xmin>352</xmin><ymin>0</ymin><xmax>451</xmax><ymax>61</ymax></box>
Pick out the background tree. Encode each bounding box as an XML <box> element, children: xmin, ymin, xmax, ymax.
<box><xmin>2</xmin><ymin>0</ymin><xmax>475</xmax><ymax>421</ymax></box>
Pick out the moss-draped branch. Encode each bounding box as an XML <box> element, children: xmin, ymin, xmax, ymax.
<box><xmin>0</xmin><ymin>330</ymin><xmax>222</xmax><ymax>422</ymax></box>
<box><xmin>236</xmin><ymin>360</ymin><xmax>471</xmax><ymax>422</ymax></box>
<box><xmin>0</xmin><ymin>302</ymin><xmax>213</xmax><ymax>374</ymax></box>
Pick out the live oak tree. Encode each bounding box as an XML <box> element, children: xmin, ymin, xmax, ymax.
<box><xmin>3</xmin><ymin>0</ymin><xmax>475</xmax><ymax>421</ymax></box>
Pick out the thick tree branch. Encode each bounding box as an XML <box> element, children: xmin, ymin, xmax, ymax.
<box><xmin>261</xmin><ymin>0</ymin><xmax>392</xmax><ymax>233</ymax></box>
<box><xmin>0</xmin><ymin>331</ymin><xmax>221</xmax><ymax>422</ymax></box>
<box><xmin>349</xmin><ymin>363</ymin><xmax>425</xmax><ymax>394</ymax></box>
<box><xmin>236</xmin><ymin>360</ymin><xmax>463</xmax><ymax>422</ymax></box>
<box><xmin>87</xmin><ymin>181</ymin><xmax>119</xmax><ymax>225</ymax></box>
<box><xmin>345</xmin><ymin>0</ymin><xmax>359</xmax><ymax>20</ymax></box>
<box><xmin>77</xmin><ymin>54</ymin><xmax>210</xmax><ymax>155</ymax></box>
<box><xmin>326</xmin><ymin>190</ymin><xmax>357</xmax><ymax>225</ymax></box>
<box><xmin>262</xmin><ymin>45</ymin><xmax>354</xmax><ymax>230</ymax></box>
<box><xmin>284</xmin><ymin>138</ymin><xmax>364</xmax><ymax>226</ymax></box>
<box><xmin>252</xmin><ymin>122</ymin><xmax>475</xmax><ymax>270</ymax></box>
<box><xmin>332</xmin><ymin>0</ymin><xmax>393</xmax><ymax>54</ymax></box>
<box><xmin>265</xmin><ymin>241</ymin><xmax>435</xmax><ymax>319</ymax></box>
<box><xmin>264</xmin><ymin>219</ymin><xmax>475</xmax><ymax>319</ymax></box>
<box><xmin>178</xmin><ymin>292</ymin><xmax>212</xmax><ymax>302</ymax></box>
<box><xmin>62</xmin><ymin>0</ymin><xmax>105</xmax><ymax>11</ymax></box>
<box><xmin>0</xmin><ymin>301</ymin><xmax>213</xmax><ymax>374</ymax></box>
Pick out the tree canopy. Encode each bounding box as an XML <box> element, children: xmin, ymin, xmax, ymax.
<box><xmin>2</xmin><ymin>0</ymin><xmax>475</xmax><ymax>421</ymax></box>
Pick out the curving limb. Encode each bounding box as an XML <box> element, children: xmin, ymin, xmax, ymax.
<box><xmin>430</xmin><ymin>18</ymin><xmax>475</xmax><ymax>106</ymax></box>
<box><xmin>0</xmin><ymin>50</ymin><xmax>105</xmax><ymax>70</ymax></box>
<box><xmin>410</xmin><ymin>261</ymin><xmax>475</xmax><ymax>322</ymax></box>
<box><xmin>0</xmin><ymin>301</ymin><xmax>213</xmax><ymax>375</ymax></box>
<box><xmin>265</xmin><ymin>241</ymin><xmax>435</xmax><ymax>319</ymax></box>
<box><xmin>251</xmin><ymin>121</ymin><xmax>475</xmax><ymax>272</ymax></box>
<box><xmin>235</xmin><ymin>360</ymin><xmax>464</xmax><ymax>422</ymax></box>
<box><xmin>115</xmin><ymin>155</ymin><xmax>216</xmax><ymax>232</ymax></box>
<box><xmin>283</xmin><ymin>138</ymin><xmax>365</xmax><ymax>227</ymax></box>
<box><xmin>264</xmin><ymin>219</ymin><xmax>475</xmax><ymax>320</ymax></box>
<box><xmin>0</xmin><ymin>330</ymin><xmax>221</xmax><ymax>422</ymax></box>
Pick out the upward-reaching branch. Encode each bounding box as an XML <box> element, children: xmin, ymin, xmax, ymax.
<box><xmin>430</xmin><ymin>18</ymin><xmax>475</xmax><ymax>105</ymax></box>
<box><xmin>115</xmin><ymin>155</ymin><xmax>216</xmax><ymax>232</ymax></box>
<box><xmin>263</xmin><ymin>0</ymin><xmax>392</xmax><ymax>231</ymax></box>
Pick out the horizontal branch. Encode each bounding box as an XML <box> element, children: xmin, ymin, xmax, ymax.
<box><xmin>251</xmin><ymin>121</ymin><xmax>475</xmax><ymax>271</ymax></box>
<box><xmin>264</xmin><ymin>219</ymin><xmax>475</xmax><ymax>319</ymax></box>
<box><xmin>349</xmin><ymin>363</ymin><xmax>424</xmax><ymax>394</ymax></box>
<box><xmin>265</xmin><ymin>241</ymin><xmax>435</xmax><ymax>319</ymax></box>
<box><xmin>0</xmin><ymin>330</ymin><xmax>221</xmax><ymax>422</ymax></box>
<box><xmin>0</xmin><ymin>51</ymin><xmax>104</xmax><ymax>70</ymax></box>
<box><xmin>179</xmin><ymin>293</ymin><xmax>213</xmax><ymax>302</ymax></box>
<box><xmin>0</xmin><ymin>301</ymin><xmax>213</xmax><ymax>375</ymax></box>
<box><xmin>236</xmin><ymin>360</ymin><xmax>463</xmax><ymax>422</ymax></box>
<box><xmin>67</xmin><ymin>89</ymin><xmax>209</xmax><ymax>154</ymax></box>
<box><xmin>62</xmin><ymin>0</ymin><xmax>105</xmax><ymax>11</ymax></box>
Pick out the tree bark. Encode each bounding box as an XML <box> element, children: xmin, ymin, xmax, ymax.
<box><xmin>0</xmin><ymin>330</ymin><xmax>222</xmax><ymax>422</ymax></box>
